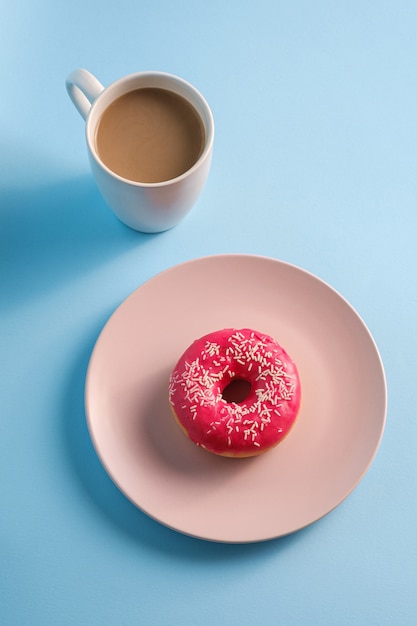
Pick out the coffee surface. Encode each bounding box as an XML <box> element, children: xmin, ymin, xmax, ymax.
<box><xmin>96</xmin><ymin>88</ymin><xmax>205</xmax><ymax>183</ymax></box>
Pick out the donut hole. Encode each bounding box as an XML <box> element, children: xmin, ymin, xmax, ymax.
<box><xmin>221</xmin><ymin>378</ymin><xmax>252</xmax><ymax>404</ymax></box>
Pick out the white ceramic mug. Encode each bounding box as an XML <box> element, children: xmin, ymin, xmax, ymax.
<box><xmin>66</xmin><ymin>68</ymin><xmax>214</xmax><ymax>233</ymax></box>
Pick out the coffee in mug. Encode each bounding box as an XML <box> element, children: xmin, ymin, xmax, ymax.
<box><xmin>96</xmin><ymin>88</ymin><xmax>205</xmax><ymax>184</ymax></box>
<box><xmin>66</xmin><ymin>68</ymin><xmax>214</xmax><ymax>233</ymax></box>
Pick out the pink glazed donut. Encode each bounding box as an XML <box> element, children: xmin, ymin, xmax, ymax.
<box><xmin>168</xmin><ymin>328</ymin><xmax>301</xmax><ymax>458</ymax></box>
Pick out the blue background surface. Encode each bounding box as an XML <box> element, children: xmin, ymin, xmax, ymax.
<box><xmin>1</xmin><ymin>1</ymin><xmax>417</xmax><ymax>624</ymax></box>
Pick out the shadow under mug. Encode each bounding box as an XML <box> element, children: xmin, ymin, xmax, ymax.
<box><xmin>66</xmin><ymin>68</ymin><xmax>214</xmax><ymax>233</ymax></box>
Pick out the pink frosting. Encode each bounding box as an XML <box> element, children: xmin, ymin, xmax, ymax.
<box><xmin>169</xmin><ymin>328</ymin><xmax>301</xmax><ymax>457</ymax></box>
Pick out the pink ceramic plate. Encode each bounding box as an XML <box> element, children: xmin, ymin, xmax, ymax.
<box><xmin>85</xmin><ymin>254</ymin><xmax>387</xmax><ymax>542</ymax></box>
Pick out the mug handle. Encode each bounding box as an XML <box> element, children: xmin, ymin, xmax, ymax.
<box><xmin>66</xmin><ymin>68</ymin><xmax>104</xmax><ymax>120</ymax></box>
